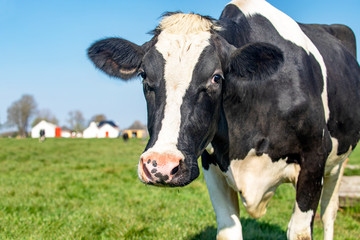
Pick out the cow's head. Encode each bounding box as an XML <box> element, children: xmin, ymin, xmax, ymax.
<box><xmin>88</xmin><ymin>12</ymin><xmax>284</xmax><ymax>187</ymax></box>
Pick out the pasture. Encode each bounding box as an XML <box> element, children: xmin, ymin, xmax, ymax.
<box><xmin>0</xmin><ymin>138</ymin><xmax>359</xmax><ymax>239</ymax></box>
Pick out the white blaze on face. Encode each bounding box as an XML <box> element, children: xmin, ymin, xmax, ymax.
<box><xmin>143</xmin><ymin>14</ymin><xmax>212</xmax><ymax>157</ymax></box>
<box><xmin>230</xmin><ymin>0</ymin><xmax>330</xmax><ymax>122</ymax></box>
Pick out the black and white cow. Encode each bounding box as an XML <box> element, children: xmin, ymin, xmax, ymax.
<box><xmin>88</xmin><ymin>0</ymin><xmax>360</xmax><ymax>239</ymax></box>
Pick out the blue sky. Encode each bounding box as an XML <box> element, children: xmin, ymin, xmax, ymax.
<box><xmin>1</xmin><ymin>0</ymin><xmax>359</xmax><ymax>131</ymax></box>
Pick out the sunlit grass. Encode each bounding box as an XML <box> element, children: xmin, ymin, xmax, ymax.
<box><xmin>0</xmin><ymin>138</ymin><xmax>359</xmax><ymax>239</ymax></box>
<box><xmin>345</xmin><ymin>147</ymin><xmax>360</xmax><ymax>176</ymax></box>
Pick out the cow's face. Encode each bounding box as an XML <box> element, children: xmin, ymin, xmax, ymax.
<box><xmin>88</xmin><ymin>13</ymin><xmax>232</xmax><ymax>186</ymax></box>
<box><xmin>88</xmin><ymin>13</ymin><xmax>284</xmax><ymax>187</ymax></box>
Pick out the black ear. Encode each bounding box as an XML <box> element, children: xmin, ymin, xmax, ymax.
<box><xmin>88</xmin><ymin>38</ymin><xmax>144</xmax><ymax>80</ymax></box>
<box><xmin>228</xmin><ymin>42</ymin><xmax>284</xmax><ymax>80</ymax></box>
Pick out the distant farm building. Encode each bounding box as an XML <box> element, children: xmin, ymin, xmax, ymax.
<box><xmin>60</xmin><ymin>126</ymin><xmax>72</xmax><ymax>138</ymax></box>
<box><xmin>31</xmin><ymin>120</ymin><xmax>62</xmax><ymax>138</ymax></box>
<box><xmin>83</xmin><ymin>122</ymin><xmax>98</xmax><ymax>138</ymax></box>
<box><xmin>122</xmin><ymin>121</ymin><xmax>148</xmax><ymax>139</ymax></box>
<box><xmin>83</xmin><ymin>121</ymin><xmax>120</xmax><ymax>138</ymax></box>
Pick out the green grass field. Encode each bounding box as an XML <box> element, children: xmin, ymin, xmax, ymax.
<box><xmin>345</xmin><ymin>147</ymin><xmax>360</xmax><ymax>176</ymax></box>
<box><xmin>0</xmin><ymin>138</ymin><xmax>359</xmax><ymax>239</ymax></box>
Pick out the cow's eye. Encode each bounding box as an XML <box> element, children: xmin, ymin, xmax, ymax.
<box><xmin>138</xmin><ymin>71</ymin><xmax>147</xmax><ymax>79</ymax></box>
<box><xmin>212</xmin><ymin>74</ymin><xmax>223</xmax><ymax>84</ymax></box>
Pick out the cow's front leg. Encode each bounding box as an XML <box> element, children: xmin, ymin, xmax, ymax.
<box><xmin>321</xmin><ymin>160</ymin><xmax>346</xmax><ymax>240</ymax></box>
<box><xmin>202</xmin><ymin>153</ymin><xmax>242</xmax><ymax>240</ymax></box>
<box><xmin>287</xmin><ymin>152</ymin><xmax>326</xmax><ymax>240</ymax></box>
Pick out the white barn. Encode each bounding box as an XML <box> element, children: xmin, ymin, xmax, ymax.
<box><xmin>83</xmin><ymin>122</ymin><xmax>99</xmax><ymax>138</ymax></box>
<box><xmin>83</xmin><ymin>121</ymin><xmax>120</xmax><ymax>138</ymax></box>
<box><xmin>31</xmin><ymin>120</ymin><xmax>57</xmax><ymax>138</ymax></box>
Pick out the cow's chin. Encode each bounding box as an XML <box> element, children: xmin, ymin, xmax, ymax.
<box><xmin>137</xmin><ymin>158</ymin><xmax>200</xmax><ymax>187</ymax></box>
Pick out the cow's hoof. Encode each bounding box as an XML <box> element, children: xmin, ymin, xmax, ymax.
<box><xmin>287</xmin><ymin>228</ymin><xmax>311</xmax><ymax>240</ymax></box>
<box><xmin>217</xmin><ymin>228</ymin><xmax>242</xmax><ymax>240</ymax></box>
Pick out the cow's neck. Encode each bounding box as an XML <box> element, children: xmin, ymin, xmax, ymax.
<box><xmin>208</xmin><ymin>8</ymin><xmax>252</xmax><ymax>172</ymax></box>
<box><xmin>210</xmin><ymin>107</ymin><xmax>231</xmax><ymax>172</ymax></box>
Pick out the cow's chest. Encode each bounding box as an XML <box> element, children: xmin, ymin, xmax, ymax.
<box><xmin>222</xmin><ymin>149</ymin><xmax>300</xmax><ymax>218</ymax></box>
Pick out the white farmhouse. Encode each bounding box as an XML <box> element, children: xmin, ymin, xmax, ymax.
<box><xmin>31</xmin><ymin>120</ymin><xmax>57</xmax><ymax>138</ymax></box>
<box><xmin>83</xmin><ymin>122</ymin><xmax>99</xmax><ymax>138</ymax></box>
<box><xmin>83</xmin><ymin>121</ymin><xmax>120</xmax><ymax>138</ymax></box>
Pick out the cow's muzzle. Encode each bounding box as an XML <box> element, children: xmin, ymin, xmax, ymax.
<box><xmin>138</xmin><ymin>152</ymin><xmax>198</xmax><ymax>187</ymax></box>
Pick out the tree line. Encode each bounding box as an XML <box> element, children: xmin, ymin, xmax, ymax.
<box><xmin>2</xmin><ymin>94</ymin><xmax>107</xmax><ymax>138</ymax></box>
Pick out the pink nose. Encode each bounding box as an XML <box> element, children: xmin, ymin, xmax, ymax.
<box><xmin>139</xmin><ymin>152</ymin><xmax>182</xmax><ymax>184</ymax></box>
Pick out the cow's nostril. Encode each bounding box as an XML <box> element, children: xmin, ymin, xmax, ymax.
<box><xmin>170</xmin><ymin>165</ymin><xmax>179</xmax><ymax>175</ymax></box>
<box><xmin>142</xmin><ymin>163</ymin><xmax>152</xmax><ymax>180</ymax></box>
<box><xmin>152</xmin><ymin>160</ymin><xmax>157</xmax><ymax>167</ymax></box>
